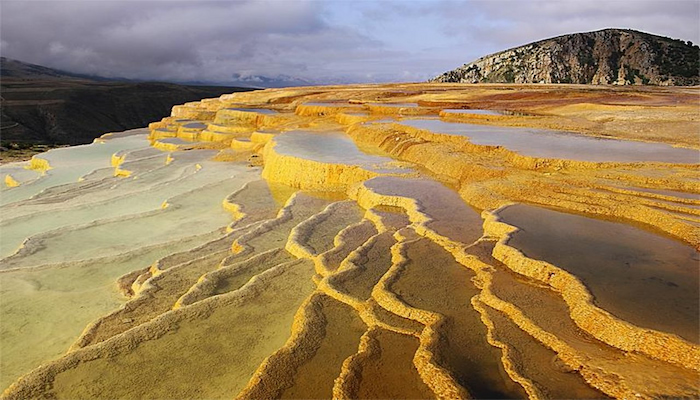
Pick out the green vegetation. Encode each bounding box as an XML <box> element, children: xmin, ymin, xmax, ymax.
<box><xmin>0</xmin><ymin>142</ymin><xmax>62</xmax><ymax>163</ymax></box>
<box><xmin>577</xmin><ymin>50</ymin><xmax>596</xmax><ymax>68</ymax></box>
<box><xmin>503</xmin><ymin>67</ymin><xmax>516</xmax><ymax>83</ymax></box>
<box><xmin>624</xmin><ymin>66</ymin><xmax>636</xmax><ymax>84</ymax></box>
<box><xmin>659</xmin><ymin>41</ymin><xmax>699</xmax><ymax>78</ymax></box>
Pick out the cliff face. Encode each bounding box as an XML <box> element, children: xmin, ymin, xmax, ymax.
<box><xmin>432</xmin><ymin>29</ymin><xmax>700</xmax><ymax>85</ymax></box>
<box><xmin>0</xmin><ymin>58</ymin><xmax>256</xmax><ymax>146</ymax></box>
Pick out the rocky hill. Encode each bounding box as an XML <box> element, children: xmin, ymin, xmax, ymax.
<box><xmin>1</xmin><ymin>57</ymin><xmax>107</xmax><ymax>81</ymax></box>
<box><xmin>1</xmin><ymin>58</ymin><xmax>255</xmax><ymax>146</ymax></box>
<box><xmin>431</xmin><ymin>29</ymin><xmax>700</xmax><ymax>85</ymax></box>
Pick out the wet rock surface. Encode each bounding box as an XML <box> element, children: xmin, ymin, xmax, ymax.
<box><xmin>1</xmin><ymin>83</ymin><xmax>698</xmax><ymax>399</ymax></box>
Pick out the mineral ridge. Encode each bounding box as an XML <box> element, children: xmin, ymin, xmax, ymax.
<box><xmin>1</xmin><ymin>83</ymin><xmax>698</xmax><ymax>399</ymax></box>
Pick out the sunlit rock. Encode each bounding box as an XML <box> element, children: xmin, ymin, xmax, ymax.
<box><xmin>2</xmin><ymin>83</ymin><xmax>698</xmax><ymax>399</ymax></box>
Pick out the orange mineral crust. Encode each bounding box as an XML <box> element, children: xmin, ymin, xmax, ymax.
<box><xmin>2</xmin><ymin>83</ymin><xmax>698</xmax><ymax>399</ymax></box>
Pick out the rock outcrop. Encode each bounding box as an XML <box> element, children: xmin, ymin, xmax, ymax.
<box><xmin>431</xmin><ymin>29</ymin><xmax>700</xmax><ymax>85</ymax></box>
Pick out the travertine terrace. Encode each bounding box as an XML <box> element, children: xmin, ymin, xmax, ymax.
<box><xmin>1</xmin><ymin>83</ymin><xmax>698</xmax><ymax>399</ymax></box>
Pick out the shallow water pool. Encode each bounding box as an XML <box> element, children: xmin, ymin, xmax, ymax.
<box><xmin>497</xmin><ymin>204</ymin><xmax>699</xmax><ymax>343</ymax></box>
<box><xmin>401</xmin><ymin>119</ymin><xmax>700</xmax><ymax>163</ymax></box>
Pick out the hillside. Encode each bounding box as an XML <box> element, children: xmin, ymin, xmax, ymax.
<box><xmin>0</xmin><ymin>57</ymin><xmax>110</xmax><ymax>81</ymax></box>
<box><xmin>0</xmin><ymin>58</ymin><xmax>255</xmax><ymax>147</ymax></box>
<box><xmin>431</xmin><ymin>29</ymin><xmax>700</xmax><ymax>85</ymax></box>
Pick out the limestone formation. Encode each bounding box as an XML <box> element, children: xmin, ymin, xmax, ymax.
<box><xmin>1</xmin><ymin>83</ymin><xmax>698</xmax><ymax>399</ymax></box>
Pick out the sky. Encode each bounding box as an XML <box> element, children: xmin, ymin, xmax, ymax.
<box><xmin>1</xmin><ymin>0</ymin><xmax>699</xmax><ymax>84</ymax></box>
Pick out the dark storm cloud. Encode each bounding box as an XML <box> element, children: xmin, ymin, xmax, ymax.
<box><xmin>0</xmin><ymin>0</ymin><xmax>381</xmax><ymax>82</ymax></box>
<box><xmin>1</xmin><ymin>0</ymin><xmax>698</xmax><ymax>83</ymax></box>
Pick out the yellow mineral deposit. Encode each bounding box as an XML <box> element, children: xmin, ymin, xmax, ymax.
<box><xmin>3</xmin><ymin>174</ymin><xmax>20</xmax><ymax>188</ymax></box>
<box><xmin>1</xmin><ymin>83</ymin><xmax>698</xmax><ymax>399</ymax></box>
<box><xmin>26</xmin><ymin>155</ymin><xmax>51</xmax><ymax>173</ymax></box>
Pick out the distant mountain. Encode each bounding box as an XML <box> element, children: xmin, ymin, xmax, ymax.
<box><xmin>178</xmin><ymin>74</ymin><xmax>315</xmax><ymax>89</ymax></box>
<box><xmin>431</xmin><ymin>29</ymin><xmax>700</xmax><ymax>85</ymax></box>
<box><xmin>1</xmin><ymin>58</ymin><xmax>255</xmax><ymax>146</ymax></box>
<box><xmin>228</xmin><ymin>73</ymin><xmax>313</xmax><ymax>88</ymax></box>
<box><xmin>0</xmin><ymin>57</ymin><xmax>117</xmax><ymax>81</ymax></box>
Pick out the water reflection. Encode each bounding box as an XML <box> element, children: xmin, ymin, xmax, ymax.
<box><xmin>498</xmin><ymin>204</ymin><xmax>700</xmax><ymax>343</ymax></box>
<box><xmin>401</xmin><ymin>119</ymin><xmax>699</xmax><ymax>163</ymax></box>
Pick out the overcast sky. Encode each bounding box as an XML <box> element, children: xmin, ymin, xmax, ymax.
<box><xmin>1</xmin><ymin>0</ymin><xmax>698</xmax><ymax>84</ymax></box>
